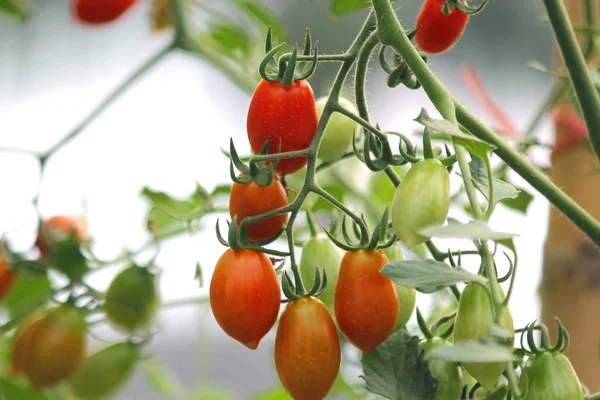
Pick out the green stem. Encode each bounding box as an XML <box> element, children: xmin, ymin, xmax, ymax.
<box><xmin>542</xmin><ymin>0</ymin><xmax>600</xmax><ymax>163</ymax></box>
<box><xmin>483</xmin><ymin>154</ymin><xmax>495</xmax><ymax>221</ymax></box>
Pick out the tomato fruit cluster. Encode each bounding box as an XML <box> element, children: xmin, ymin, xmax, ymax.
<box><xmin>415</xmin><ymin>0</ymin><xmax>469</xmax><ymax>54</ymax></box>
<box><xmin>72</xmin><ymin>0</ymin><xmax>138</xmax><ymax>25</ymax></box>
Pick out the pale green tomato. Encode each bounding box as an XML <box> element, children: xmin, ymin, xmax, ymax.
<box><xmin>383</xmin><ymin>245</ymin><xmax>416</xmax><ymax>330</ymax></box>
<box><xmin>316</xmin><ymin>97</ymin><xmax>358</xmax><ymax>162</ymax></box>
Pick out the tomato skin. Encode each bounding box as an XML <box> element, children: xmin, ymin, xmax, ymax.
<box><xmin>415</xmin><ymin>0</ymin><xmax>469</xmax><ymax>54</ymax></box>
<box><xmin>420</xmin><ymin>338</ymin><xmax>463</xmax><ymax>400</ymax></box>
<box><xmin>210</xmin><ymin>249</ymin><xmax>280</xmax><ymax>350</ymax></box>
<box><xmin>315</xmin><ymin>97</ymin><xmax>358</xmax><ymax>162</ymax></box>
<box><xmin>299</xmin><ymin>234</ymin><xmax>344</xmax><ymax>316</ymax></box>
<box><xmin>453</xmin><ymin>283</ymin><xmax>514</xmax><ymax>391</ymax></box>
<box><xmin>247</xmin><ymin>80</ymin><xmax>318</xmax><ymax>176</ymax></box>
<box><xmin>70</xmin><ymin>342</ymin><xmax>139</xmax><ymax>400</ymax></box>
<box><xmin>72</xmin><ymin>0</ymin><xmax>138</xmax><ymax>24</ymax></box>
<box><xmin>335</xmin><ymin>249</ymin><xmax>399</xmax><ymax>352</ymax></box>
<box><xmin>391</xmin><ymin>159</ymin><xmax>450</xmax><ymax>249</ymax></box>
<box><xmin>229</xmin><ymin>176</ymin><xmax>289</xmax><ymax>241</ymax></box>
<box><xmin>383</xmin><ymin>245</ymin><xmax>416</xmax><ymax>331</ymax></box>
<box><xmin>104</xmin><ymin>265</ymin><xmax>160</xmax><ymax>334</ymax></box>
<box><xmin>0</xmin><ymin>258</ymin><xmax>17</xmax><ymax>300</ymax></box>
<box><xmin>519</xmin><ymin>352</ymin><xmax>583</xmax><ymax>400</ymax></box>
<box><xmin>275</xmin><ymin>297</ymin><xmax>340</xmax><ymax>400</ymax></box>
<box><xmin>11</xmin><ymin>306</ymin><xmax>87</xmax><ymax>390</ymax></box>
<box><xmin>36</xmin><ymin>215</ymin><xmax>88</xmax><ymax>257</ymax></box>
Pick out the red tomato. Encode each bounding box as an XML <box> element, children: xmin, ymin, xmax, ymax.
<box><xmin>275</xmin><ymin>297</ymin><xmax>340</xmax><ymax>400</ymax></box>
<box><xmin>210</xmin><ymin>249</ymin><xmax>281</xmax><ymax>349</ymax></box>
<box><xmin>247</xmin><ymin>80</ymin><xmax>318</xmax><ymax>176</ymax></box>
<box><xmin>36</xmin><ymin>215</ymin><xmax>88</xmax><ymax>257</ymax></box>
<box><xmin>415</xmin><ymin>0</ymin><xmax>469</xmax><ymax>54</ymax></box>
<box><xmin>335</xmin><ymin>249</ymin><xmax>399</xmax><ymax>352</ymax></box>
<box><xmin>72</xmin><ymin>0</ymin><xmax>138</xmax><ymax>24</ymax></box>
<box><xmin>229</xmin><ymin>176</ymin><xmax>289</xmax><ymax>241</ymax></box>
<box><xmin>0</xmin><ymin>258</ymin><xmax>16</xmax><ymax>300</ymax></box>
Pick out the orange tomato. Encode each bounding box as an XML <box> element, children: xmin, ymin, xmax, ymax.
<box><xmin>36</xmin><ymin>215</ymin><xmax>88</xmax><ymax>257</ymax></box>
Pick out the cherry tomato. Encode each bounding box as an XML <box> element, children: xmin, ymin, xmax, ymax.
<box><xmin>275</xmin><ymin>297</ymin><xmax>340</xmax><ymax>400</ymax></box>
<box><xmin>210</xmin><ymin>248</ymin><xmax>280</xmax><ymax>349</ymax></box>
<box><xmin>247</xmin><ymin>80</ymin><xmax>318</xmax><ymax>176</ymax></box>
<box><xmin>70</xmin><ymin>342</ymin><xmax>139</xmax><ymax>400</ymax></box>
<box><xmin>420</xmin><ymin>338</ymin><xmax>463</xmax><ymax>400</ymax></box>
<box><xmin>299</xmin><ymin>234</ymin><xmax>344</xmax><ymax>316</ymax></box>
<box><xmin>519</xmin><ymin>351</ymin><xmax>583</xmax><ymax>400</ymax></box>
<box><xmin>383</xmin><ymin>245</ymin><xmax>416</xmax><ymax>330</ymax></box>
<box><xmin>72</xmin><ymin>0</ymin><xmax>138</xmax><ymax>24</ymax></box>
<box><xmin>229</xmin><ymin>176</ymin><xmax>288</xmax><ymax>241</ymax></box>
<box><xmin>11</xmin><ymin>305</ymin><xmax>87</xmax><ymax>390</ymax></box>
<box><xmin>315</xmin><ymin>97</ymin><xmax>358</xmax><ymax>162</ymax></box>
<box><xmin>415</xmin><ymin>0</ymin><xmax>469</xmax><ymax>54</ymax></box>
<box><xmin>36</xmin><ymin>215</ymin><xmax>88</xmax><ymax>257</ymax></box>
<box><xmin>453</xmin><ymin>283</ymin><xmax>514</xmax><ymax>391</ymax></box>
<box><xmin>0</xmin><ymin>258</ymin><xmax>17</xmax><ymax>300</ymax></box>
<box><xmin>391</xmin><ymin>159</ymin><xmax>449</xmax><ymax>249</ymax></box>
<box><xmin>335</xmin><ymin>249</ymin><xmax>398</xmax><ymax>352</ymax></box>
<box><xmin>104</xmin><ymin>264</ymin><xmax>160</xmax><ymax>334</ymax></box>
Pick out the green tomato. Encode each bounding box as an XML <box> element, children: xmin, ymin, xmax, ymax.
<box><xmin>519</xmin><ymin>351</ymin><xmax>583</xmax><ymax>400</ymax></box>
<box><xmin>316</xmin><ymin>97</ymin><xmax>358</xmax><ymax>162</ymax></box>
<box><xmin>420</xmin><ymin>338</ymin><xmax>463</xmax><ymax>400</ymax></box>
<box><xmin>299</xmin><ymin>234</ymin><xmax>343</xmax><ymax>315</ymax></box>
<box><xmin>383</xmin><ymin>245</ymin><xmax>416</xmax><ymax>330</ymax></box>
<box><xmin>104</xmin><ymin>264</ymin><xmax>160</xmax><ymax>334</ymax></box>
<box><xmin>391</xmin><ymin>159</ymin><xmax>450</xmax><ymax>249</ymax></box>
<box><xmin>70</xmin><ymin>342</ymin><xmax>139</xmax><ymax>400</ymax></box>
<box><xmin>453</xmin><ymin>283</ymin><xmax>514</xmax><ymax>391</ymax></box>
<box><xmin>369</xmin><ymin>165</ymin><xmax>409</xmax><ymax>207</ymax></box>
<box><xmin>285</xmin><ymin>167</ymin><xmax>318</xmax><ymax>210</ymax></box>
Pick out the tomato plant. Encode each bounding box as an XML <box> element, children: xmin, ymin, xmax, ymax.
<box><xmin>315</xmin><ymin>97</ymin><xmax>358</xmax><ymax>162</ymax></box>
<box><xmin>36</xmin><ymin>215</ymin><xmax>87</xmax><ymax>257</ymax></box>
<box><xmin>415</xmin><ymin>0</ymin><xmax>469</xmax><ymax>54</ymax></box>
<box><xmin>11</xmin><ymin>305</ymin><xmax>87</xmax><ymax>390</ymax></box>
<box><xmin>210</xmin><ymin>248</ymin><xmax>280</xmax><ymax>349</ymax></box>
<box><xmin>247</xmin><ymin>80</ymin><xmax>318</xmax><ymax>176</ymax></box>
<box><xmin>391</xmin><ymin>159</ymin><xmax>450</xmax><ymax>248</ymax></box>
<box><xmin>335</xmin><ymin>249</ymin><xmax>399</xmax><ymax>352</ymax></box>
<box><xmin>519</xmin><ymin>352</ymin><xmax>583</xmax><ymax>400</ymax></box>
<box><xmin>104</xmin><ymin>264</ymin><xmax>160</xmax><ymax>334</ymax></box>
<box><xmin>70</xmin><ymin>342</ymin><xmax>139</xmax><ymax>400</ymax></box>
<box><xmin>420</xmin><ymin>338</ymin><xmax>463</xmax><ymax>400</ymax></box>
<box><xmin>72</xmin><ymin>0</ymin><xmax>138</xmax><ymax>24</ymax></box>
<box><xmin>229</xmin><ymin>175</ymin><xmax>289</xmax><ymax>241</ymax></box>
<box><xmin>275</xmin><ymin>297</ymin><xmax>340</xmax><ymax>400</ymax></box>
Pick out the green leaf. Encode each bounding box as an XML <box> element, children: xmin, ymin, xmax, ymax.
<box><xmin>501</xmin><ymin>187</ymin><xmax>534</xmax><ymax>214</ymax></box>
<box><xmin>381</xmin><ymin>259</ymin><xmax>487</xmax><ymax>294</ymax></box>
<box><xmin>211</xmin><ymin>184</ymin><xmax>232</xmax><ymax>198</ymax></box>
<box><xmin>141</xmin><ymin>185</ymin><xmax>211</xmax><ymax>221</ymax></box>
<box><xmin>425</xmin><ymin>341</ymin><xmax>514</xmax><ymax>363</ymax></box>
<box><xmin>0</xmin><ymin>378</ymin><xmax>49</xmax><ymax>400</ymax></box>
<box><xmin>49</xmin><ymin>238</ymin><xmax>89</xmax><ymax>280</ymax></box>
<box><xmin>142</xmin><ymin>358</ymin><xmax>185</xmax><ymax>400</ymax></box>
<box><xmin>330</xmin><ymin>0</ymin><xmax>371</xmax><ymax>19</ymax></box>
<box><xmin>236</xmin><ymin>0</ymin><xmax>286</xmax><ymax>43</ymax></box>
<box><xmin>361</xmin><ymin>329</ymin><xmax>438</xmax><ymax>400</ymax></box>
<box><xmin>3</xmin><ymin>273</ymin><xmax>51</xmax><ymax>318</ymax></box>
<box><xmin>209</xmin><ymin>22</ymin><xmax>252</xmax><ymax>58</ymax></box>
<box><xmin>0</xmin><ymin>0</ymin><xmax>31</xmax><ymax>21</ymax></box>
<box><xmin>469</xmin><ymin>158</ymin><xmax>519</xmax><ymax>207</ymax></box>
<box><xmin>421</xmin><ymin>220</ymin><xmax>518</xmax><ymax>240</ymax></box>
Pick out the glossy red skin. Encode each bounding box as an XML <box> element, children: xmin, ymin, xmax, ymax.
<box><xmin>0</xmin><ymin>259</ymin><xmax>16</xmax><ymax>300</ymax></box>
<box><xmin>72</xmin><ymin>0</ymin><xmax>138</xmax><ymax>24</ymax></box>
<box><xmin>36</xmin><ymin>215</ymin><xmax>88</xmax><ymax>257</ymax></box>
<box><xmin>229</xmin><ymin>176</ymin><xmax>289</xmax><ymax>242</ymax></box>
<box><xmin>210</xmin><ymin>249</ymin><xmax>281</xmax><ymax>349</ymax></box>
<box><xmin>275</xmin><ymin>297</ymin><xmax>341</xmax><ymax>400</ymax></box>
<box><xmin>247</xmin><ymin>80</ymin><xmax>318</xmax><ymax>176</ymax></box>
<box><xmin>335</xmin><ymin>249</ymin><xmax>399</xmax><ymax>352</ymax></box>
<box><xmin>415</xmin><ymin>0</ymin><xmax>469</xmax><ymax>54</ymax></box>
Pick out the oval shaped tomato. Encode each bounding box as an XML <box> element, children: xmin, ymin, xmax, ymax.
<box><xmin>383</xmin><ymin>245</ymin><xmax>416</xmax><ymax>330</ymax></box>
<box><xmin>391</xmin><ymin>159</ymin><xmax>450</xmax><ymax>249</ymax></box>
<box><xmin>104</xmin><ymin>265</ymin><xmax>160</xmax><ymax>334</ymax></box>
<box><xmin>229</xmin><ymin>175</ymin><xmax>288</xmax><ymax>241</ymax></box>
<box><xmin>519</xmin><ymin>351</ymin><xmax>583</xmax><ymax>400</ymax></box>
<box><xmin>12</xmin><ymin>305</ymin><xmax>87</xmax><ymax>390</ymax></box>
<box><xmin>247</xmin><ymin>80</ymin><xmax>318</xmax><ymax>176</ymax></box>
<box><xmin>453</xmin><ymin>283</ymin><xmax>514</xmax><ymax>391</ymax></box>
<box><xmin>36</xmin><ymin>215</ymin><xmax>88</xmax><ymax>257</ymax></box>
<box><xmin>70</xmin><ymin>342</ymin><xmax>139</xmax><ymax>400</ymax></box>
<box><xmin>415</xmin><ymin>0</ymin><xmax>469</xmax><ymax>54</ymax></box>
<box><xmin>420</xmin><ymin>338</ymin><xmax>463</xmax><ymax>400</ymax></box>
<box><xmin>335</xmin><ymin>249</ymin><xmax>398</xmax><ymax>352</ymax></box>
<box><xmin>72</xmin><ymin>0</ymin><xmax>138</xmax><ymax>24</ymax></box>
<box><xmin>299</xmin><ymin>234</ymin><xmax>344</xmax><ymax>315</ymax></box>
<box><xmin>275</xmin><ymin>297</ymin><xmax>340</xmax><ymax>400</ymax></box>
<box><xmin>210</xmin><ymin>248</ymin><xmax>280</xmax><ymax>350</ymax></box>
<box><xmin>0</xmin><ymin>258</ymin><xmax>17</xmax><ymax>300</ymax></box>
<box><xmin>315</xmin><ymin>97</ymin><xmax>358</xmax><ymax>162</ymax></box>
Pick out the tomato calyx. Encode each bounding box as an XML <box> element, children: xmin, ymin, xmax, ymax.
<box><xmin>445</xmin><ymin>0</ymin><xmax>489</xmax><ymax>15</ymax></box>
<box><xmin>521</xmin><ymin>318</ymin><xmax>570</xmax><ymax>356</ymax></box>
<box><xmin>324</xmin><ymin>207</ymin><xmax>396</xmax><ymax>253</ymax></box>
<box><xmin>281</xmin><ymin>265</ymin><xmax>327</xmax><ymax>302</ymax></box>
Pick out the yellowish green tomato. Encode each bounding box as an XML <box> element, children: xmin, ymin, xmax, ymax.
<box><xmin>383</xmin><ymin>245</ymin><xmax>416</xmax><ymax>330</ymax></box>
<box><xmin>316</xmin><ymin>97</ymin><xmax>358</xmax><ymax>162</ymax></box>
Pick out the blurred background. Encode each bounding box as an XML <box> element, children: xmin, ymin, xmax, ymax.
<box><xmin>0</xmin><ymin>0</ymin><xmax>556</xmax><ymax>398</ymax></box>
